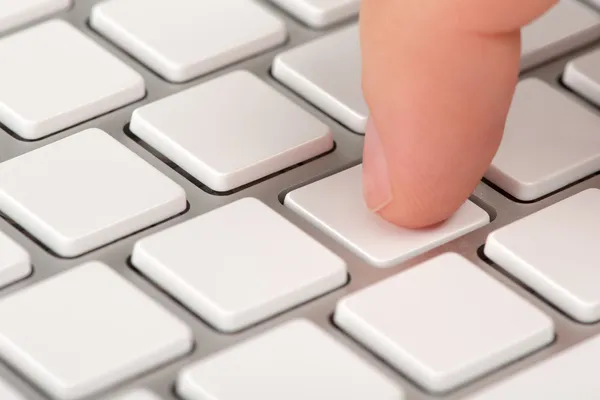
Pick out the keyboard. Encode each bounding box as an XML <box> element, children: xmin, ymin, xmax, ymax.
<box><xmin>3</xmin><ymin>0</ymin><xmax>600</xmax><ymax>399</ymax></box>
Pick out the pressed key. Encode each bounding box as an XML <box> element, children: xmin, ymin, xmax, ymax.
<box><xmin>0</xmin><ymin>377</ymin><xmax>24</xmax><ymax>400</ymax></box>
<box><xmin>0</xmin><ymin>19</ymin><xmax>144</xmax><ymax>140</ymax></box>
<box><xmin>563</xmin><ymin>47</ymin><xmax>600</xmax><ymax>106</ymax></box>
<box><xmin>269</xmin><ymin>0</ymin><xmax>359</xmax><ymax>28</ymax></box>
<box><xmin>0</xmin><ymin>0</ymin><xmax>69</xmax><ymax>34</ymax></box>
<box><xmin>130</xmin><ymin>70</ymin><xmax>332</xmax><ymax>192</ymax></box>
<box><xmin>0</xmin><ymin>128</ymin><xmax>186</xmax><ymax>257</ymax></box>
<box><xmin>484</xmin><ymin>78</ymin><xmax>600</xmax><ymax>201</ymax></box>
<box><xmin>485</xmin><ymin>189</ymin><xmax>600</xmax><ymax>323</ymax></box>
<box><xmin>0</xmin><ymin>230</ymin><xmax>30</xmax><ymax>289</ymax></box>
<box><xmin>0</xmin><ymin>262</ymin><xmax>193</xmax><ymax>400</ymax></box>
<box><xmin>466</xmin><ymin>332</ymin><xmax>600</xmax><ymax>399</ymax></box>
<box><xmin>272</xmin><ymin>25</ymin><xmax>367</xmax><ymax>133</ymax></box>
<box><xmin>110</xmin><ymin>389</ymin><xmax>162</xmax><ymax>400</ymax></box>
<box><xmin>132</xmin><ymin>197</ymin><xmax>347</xmax><ymax>332</ymax></box>
<box><xmin>177</xmin><ymin>319</ymin><xmax>405</xmax><ymax>400</ymax></box>
<box><xmin>521</xmin><ymin>0</ymin><xmax>600</xmax><ymax>71</ymax></box>
<box><xmin>334</xmin><ymin>253</ymin><xmax>555</xmax><ymax>393</ymax></box>
<box><xmin>284</xmin><ymin>165</ymin><xmax>489</xmax><ymax>268</ymax></box>
<box><xmin>90</xmin><ymin>0</ymin><xmax>286</xmax><ymax>83</ymax></box>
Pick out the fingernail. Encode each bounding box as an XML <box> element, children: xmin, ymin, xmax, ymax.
<box><xmin>363</xmin><ymin>117</ymin><xmax>393</xmax><ymax>212</ymax></box>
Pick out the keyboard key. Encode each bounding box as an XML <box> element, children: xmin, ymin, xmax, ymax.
<box><xmin>0</xmin><ymin>378</ymin><xmax>24</xmax><ymax>400</ymax></box>
<box><xmin>269</xmin><ymin>0</ymin><xmax>359</xmax><ymax>28</ymax></box>
<box><xmin>132</xmin><ymin>197</ymin><xmax>347</xmax><ymax>333</ymax></box>
<box><xmin>130</xmin><ymin>71</ymin><xmax>332</xmax><ymax>192</ymax></box>
<box><xmin>563</xmin><ymin>47</ymin><xmax>600</xmax><ymax>106</ymax></box>
<box><xmin>110</xmin><ymin>389</ymin><xmax>162</xmax><ymax>400</ymax></box>
<box><xmin>466</xmin><ymin>332</ymin><xmax>600</xmax><ymax>400</ymax></box>
<box><xmin>521</xmin><ymin>0</ymin><xmax>600</xmax><ymax>71</ymax></box>
<box><xmin>0</xmin><ymin>230</ymin><xmax>30</xmax><ymax>289</ymax></box>
<box><xmin>0</xmin><ymin>0</ymin><xmax>69</xmax><ymax>34</ymax></box>
<box><xmin>485</xmin><ymin>79</ymin><xmax>600</xmax><ymax>201</ymax></box>
<box><xmin>0</xmin><ymin>128</ymin><xmax>186</xmax><ymax>257</ymax></box>
<box><xmin>0</xmin><ymin>262</ymin><xmax>193</xmax><ymax>400</ymax></box>
<box><xmin>0</xmin><ymin>19</ymin><xmax>144</xmax><ymax>140</ymax></box>
<box><xmin>334</xmin><ymin>253</ymin><xmax>554</xmax><ymax>393</ymax></box>
<box><xmin>484</xmin><ymin>189</ymin><xmax>600</xmax><ymax>323</ymax></box>
<box><xmin>91</xmin><ymin>0</ymin><xmax>286</xmax><ymax>83</ymax></box>
<box><xmin>177</xmin><ymin>319</ymin><xmax>405</xmax><ymax>400</ymax></box>
<box><xmin>272</xmin><ymin>25</ymin><xmax>367</xmax><ymax>133</ymax></box>
<box><xmin>284</xmin><ymin>165</ymin><xmax>489</xmax><ymax>268</ymax></box>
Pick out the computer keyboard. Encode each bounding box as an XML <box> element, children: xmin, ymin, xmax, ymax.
<box><xmin>3</xmin><ymin>0</ymin><xmax>600</xmax><ymax>399</ymax></box>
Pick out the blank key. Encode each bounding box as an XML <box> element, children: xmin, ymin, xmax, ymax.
<box><xmin>132</xmin><ymin>198</ymin><xmax>347</xmax><ymax>332</ymax></box>
<box><xmin>0</xmin><ymin>128</ymin><xmax>186</xmax><ymax>257</ymax></box>
<box><xmin>0</xmin><ymin>0</ymin><xmax>69</xmax><ymax>34</ymax></box>
<box><xmin>91</xmin><ymin>0</ymin><xmax>286</xmax><ymax>82</ymax></box>
<box><xmin>521</xmin><ymin>0</ymin><xmax>600</xmax><ymax>71</ymax></box>
<box><xmin>269</xmin><ymin>0</ymin><xmax>359</xmax><ymax>27</ymax></box>
<box><xmin>485</xmin><ymin>189</ymin><xmax>600</xmax><ymax>323</ymax></box>
<box><xmin>0</xmin><ymin>262</ymin><xmax>193</xmax><ymax>400</ymax></box>
<box><xmin>0</xmin><ymin>230</ymin><xmax>30</xmax><ymax>290</ymax></box>
<box><xmin>0</xmin><ymin>19</ymin><xmax>144</xmax><ymax>140</ymax></box>
<box><xmin>466</xmin><ymin>332</ymin><xmax>600</xmax><ymax>399</ymax></box>
<box><xmin>272</xmin><ymin>25</ymin><xmax>367</xmax><ymax>133</ymax></box>
<box><xmin>485</xmin><ymin>79</ymin><xmax>600</xmax><ymax>201</ymax></box>
<box><xmin>284</xmin><ymin>165</ymin><xmax>489</xmax><ymax>268</ymax></box>
<box><xmin>563</xmin><ymin>47</ymin><xmax>600</xmax><ymax>106</ymax></box>
<box><xmin>335</xmin><ymin>253</ymin><xmax>554</xmax><ymax>393</ymax></box>
<box><xmin>130</xmin><ymin>71</ymin><xmax>332</xmax><ymax>192</ymax></box>
<box><xmin>177</xmin><ymin>319</ymin><xmax>405</xmax><ymax>400</ymax></box>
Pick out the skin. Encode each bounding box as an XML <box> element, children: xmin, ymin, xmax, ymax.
<box><xmin>360</xmin><ymin>0</ymin><xmax>558</xmax><ymax>228</ymax></box>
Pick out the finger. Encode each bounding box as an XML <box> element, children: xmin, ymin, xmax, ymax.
<box><xmin>360</xmin><ymin>0</ymin><xmax>557</xmax><ymax>228</ymax></box>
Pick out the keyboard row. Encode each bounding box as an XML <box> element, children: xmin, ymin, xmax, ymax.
<box><xmin>3</xmin><ymin>183</ymin><xmax>600</xmax><ymax>398</ymax></box>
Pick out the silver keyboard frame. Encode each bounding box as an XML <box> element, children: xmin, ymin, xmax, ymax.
<box><xmin>1</xmin><ymin>0</ymin><xmax>600</xmax><ymax>399</ymax></box>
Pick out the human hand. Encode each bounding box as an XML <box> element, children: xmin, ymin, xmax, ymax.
<box><xmin>360</xmin><ymin>0</ymin><xmax>558</xmax><ymax>228</ymax></box>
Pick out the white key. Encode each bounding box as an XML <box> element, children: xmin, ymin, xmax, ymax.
<box><xmin>563</xmin><ymin>47</ymin><xmax>600</xmax><ymax>106</ymax></box>
<box><xmin>132</xmin><ymin>197</ymin><xmax>347</xmax><ymax>332</ymax></box>
<box><xmin>177</xmin><ymin>319</ymin><xmax>405</xmax><ymax>400</ymax></box>
<box><xmin>521</xmin><ymin>0</ymin><xmax>600</xmax><ymax>71</ymax></box>
<box><xmin>284</xmin><ymin>165</ymin><xmax>489</xmax><ymax>268</ymax></box>
<box><xmin>90</xmin><ymin>0</ymin><xmax>286</xmax><ymax>83</ymax></box>
<box><xmin>466</xmin><ymin>333</ymin><xmax>600</xmax><ymax>400</ymax></box>
<box><xmin>0</xmin><ymin>378</ymin><xmax>24</xmax><ymax>400</ymax></box>
<box><xmin>484</xmin><ymin>189</ymin><xmax>600</xmax><ymax>323</ymax></box>
<box><xmin>272</xmin><ymin>25</ymin><xmax>367</xmax><ymax>133</ymax></box>
<box><xmin>0</xmin><ymin>20</ymin><xmax>144</xmax><ymax>140</ymax></box>
<box><xmin>0</xmin><ymin>262</ymin><xmax>193</xmax><ymax>400</ymax></box>
<box><xmin>0</xmin><ymin>230</ymin><xmax>30</xmax><ymax>289</ymax></box>
<box><xmin>109</xmin><ymin>389</ymin><xmax>162</xmax><ymax>400</ymax></box>
<box><xmin>485</xmin><ymin>78</ymin><xmax>600</xmax><ymax>201</ymax></box>
<box><xmin>334</xmin><ymin>253</ymin><xmax>554</xmax><ymax>393</ymax></box>
<box><xmin>130</xmin><ymin>71</ymin><xmax>332</xmax><ymax>192</ymax></box>
<box><xmin>269</xmin><ymin>0</ymin><xmax>359</xmax><ymax>28</ymax></box>
<box><xmin>0</xmin><ymin>0</ymin><xmax>69</xmax><ymax>34</ymax></box>
<box><xmin>0</xmin><ymin>128</ymin><xmax>186</xmax><ymax>257</ymax></box>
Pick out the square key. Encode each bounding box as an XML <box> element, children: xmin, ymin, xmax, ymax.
<box><xmin>176</xmin><ymin>319</ymin><xmax>405</xmax><ymax>400</ymax></box>
<box><xmin>485</xmin><ymin>189</ymin><xmax>600</xmax><ymax>323</ymax></box>
<box><xmin>0</xmin><ymin>0</ymin><xmax>69</xmax><ymax>34</ymax></box>
<box><xmin>273</xmin><ymin>25</ymin><xmax>368</xmax><ymax>133</ymax></box>
<box><xmin>485</xmin><ymin>78</ymin><xmax>600</xmax><ymax>201</ymax></box>
<box><xmin>0</xmin><ymin>128</ymin><xmax>186</xmax><ymax>257</ymax></box>
<box><xmin>90</xmin><ymin>0</ymin><xmax>286</xmax><ymax>82</ymax></box>
<box><xmin>130</xmin><ymin>71</ymin><xmax>332</xmax><ymax>192</ymax></box>
<box><xmin>132</xmin><ymin>197</ymin><xmax>347</xmax><ymax>332</ymax></box>
<box><xmin>0</xmin><ymin>19</ymin><xmax>144</xmax><ymax>140</ymax></box>
<box><xmin>0</xmin><ymin>230</ymin><xmax>30</xmax><ymax>289</ymax></box>
<box><xmin>269</xmin><ymin>0</ymin><xmax>359</xmax><ymax>28</ymax></box>
<box><xmin>284</xmin><ymin>165</ymin><xmax>489</xmax><ymax>268</ymax></box>
<box><xmin>334</xmin><ymin>253</ymin><xmax>555</xmax><ymax>393</ymax></box>
<box><xmin>0</xmin><ymin>262</ymin><xmax>193</xmax><ymax>400</ymax></box>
